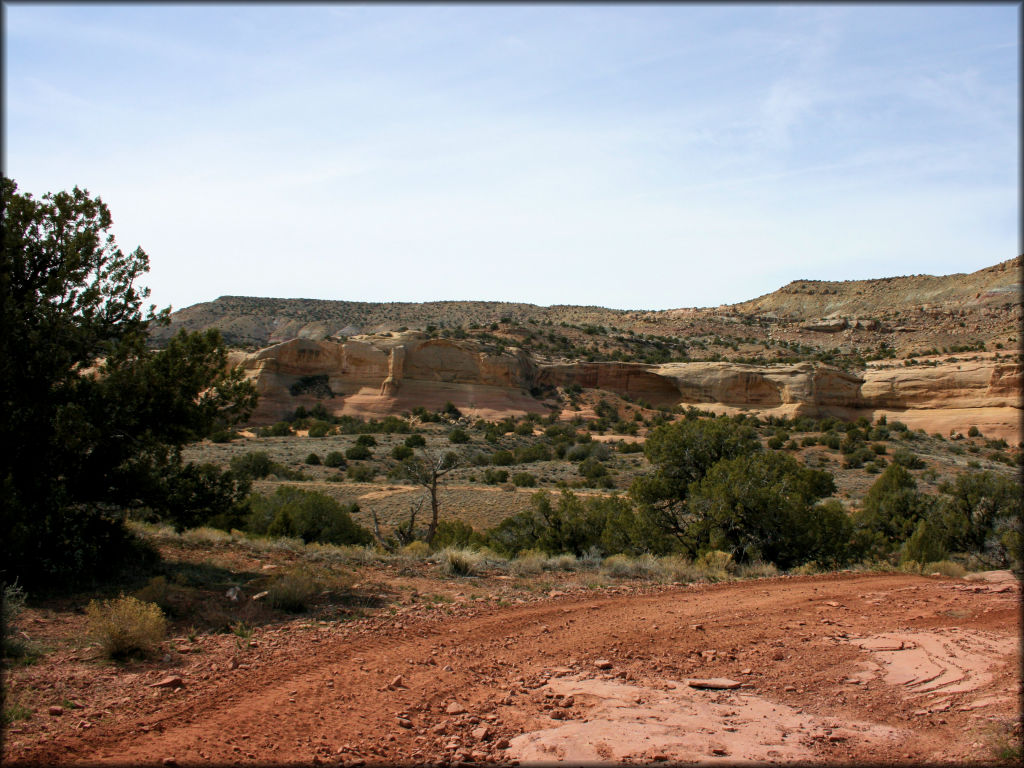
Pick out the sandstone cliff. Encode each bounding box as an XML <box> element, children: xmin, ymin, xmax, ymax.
<box><xmin>235</xmin><ymin>334</ymin><xmax>1021</xmax><ymax>442</ymax></box>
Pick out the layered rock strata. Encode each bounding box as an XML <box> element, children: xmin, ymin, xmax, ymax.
<box><xmin>236</xmin><ymin>333</ymin><xmax>1021</xmax><ymax>442</ymax></box>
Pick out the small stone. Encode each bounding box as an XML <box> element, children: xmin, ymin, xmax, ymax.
<box><xmin>445</xmin><ymin>701</ymin><xmax>466</xmax><ymax>715</ymax></box>
<box><xmin>550</xmin><ymin>710</ymin><xmax>566</xmax><ymax>720</ymax></box>
<box><xmin>48</xmin><ymin>706</ymin><xmax>64</xmax><ymax>716</ymax></box>
<box><xmin>687</xmin><ymin>678</ymin><xmax>742</xmax><ymax>690</ymax></box>
<box><xmin>228</xmin><ymin>658</ymin><xmax>239</xmax><ymax>670</ymax></box>
<box><xmin>594</xmin><ymin>659</ymin><xmax>613</xmax><ymax>670</ymax></box>
<box><xmin>149</xmin><ymin>676</ymin><xmax>185</xmax><ymax>689</ymax></box>
<box><xmin>163</xmin><ymin>759</ymin><xmax>178</xmax><ymax>767</ymax></box>
<box><xmin>396</xmin><ymin>717</ymin><xmax>413</xmax><ymax>729</ymax></box>
<box><xmin>251</xmin><ymin>591</ymin><xmax>269</xmax><ymax>601</ymax></box>
<box><xmin>711</xmin><ymin>747</ymin><xmax>728</xmax><ymax>756</ymax></box>
<box><xmin>740</xmin><ymin>668</ymin><xmax>752</xmax><ymax>675</ymax></box>
<box><xmin>691</xmin><ymin>624</ymin><xmax>704</xmax><ymax>631</ymax></box>
<box><xmin>560</xmin><ymin>696</ymin><xmax>574</xmax><ymax>708</ymax></box>
<box><xmin>784</xmin><ymin>685</ymin><xmax>797</xmax><ymax>692</ymax></box>
<box><xmin>390</xmin><ymin>675</ymin><xmax>405</xmax><ymax>689</ymax></box>
<box><xmin>472</xmin><ymin>726</ymin><xmax>490</xmax><ymax>741</ymax></box>
<box><xmin>495</xmin><ymin>738</ymin><xmax>510</xmax><ymax>749</ymax></box>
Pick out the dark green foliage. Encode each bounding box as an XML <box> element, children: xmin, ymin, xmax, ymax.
<box><xmin>432</xmin><ymin>519</ymin><xmax>482</xmax><ymax>550</ymax></box>
<box><xmin>307</xmin><ymin>420</ymin><xmax>332</xmax><ymax>438</ymax></box>
<box><xmin>935</xmin><ymin>471</ymin><xmax>1022</xmax><ymax>564</ymax></box>
<box><xmin>853</xmin><ymin>464</ymin><xmax>934</xmax><ymax>555</ymax></box>
<box><xmin>579</xmin><ymin>457</ymin><xmax>608</xmax><ymax>479</ymax></box>
<box><xmin>891</xmin><ymin>449</ymin><xmax>926</xmax><ymax>469</ymax></box>
<box><xmin>346</xmin><ymin>444</ymin><xmax>372</xmax><ymax>460</ymax></box>
<box><xmin>630</xmin><ymin>418</ymin><xmax>761</xmax><ymax>547</ymax></box>
<box><xmin>483</xmin><ymin>468</ymin><xmax>509</xmax><ymax>485</ymax></box>
<box><xmin>514</xmin><ymin>443</ymin><xmax>551</xmax><ymax>463</ymax></box>
<box><xmin>391</xmin><ymin>444</ymin><xmax>414</xmax><ymax>460</ymax></box>
<box><xmin>347</xmin><ymin>464</ymin><xmax>376</xmax><ymax>481</ymax></box>
<box><xmin>258</xmin><ymin>421</ymin><xmax>294</xmax><ymax>437</ymax></box>
<box><xmin>512</xmin><ymin>472</ymin><xmax>537</xmax><ymax>487</ymax></box>
<box><xmin>967</xmin><ymin>425</ymin><xmax>980</xmax><ymax>437</ymax></box>
<box><xmin>448</xmin><ymin>428</ymin><xmax>470</xmax><ymax>444</ymax></box>
<box><xmin>1</xmin><ymin>178</ymin><xmax>256</xmax><ymax>588</ymax></box>
<box><xmin>305</xmin><ymin>453</ymin><xmax>321</xmax><ymax>465</ymax></box>
<box><xmin>247</xmin><ymin>487</ymin><xmax>371</xmax><ymax>545</ymax></box>
<box><xmin>355</xmin><ymin>434</ymin><xmax>377</xmax><ymax>447</ymax></box>
<box><xmin>442</xmin><ymin>401</ymin><xmax>462</xmax><ymax>418</ymax></box>
<box><xmin>323</xmin><ymin>451</ymin><xmax>347</xmax><ymax>468</ymax></box>
<box><xmin>404</xmin><ymin>434</ymin><xmax>426</xmax><ymax>448</ymax></box>
<box><xmin>487</xmin><ymin>491</ymin><xmax>669</xmax><ymax>558</ymax></box>
<box><xmin>688</xmin><ymin>451</ymin><xmax>842</xmax><ymax>568</ymax></box>
<box><xmin>229</xmin><ymin>451</ymin><xmax>274</xmax><ymax>480</ymax></box>
<box><xmin>491</xmin><ymin>450</ymin><xmax>515</xmax><ymax>466</ymax></box>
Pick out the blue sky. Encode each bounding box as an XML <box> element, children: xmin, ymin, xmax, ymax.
<box><xmin>4</xmin><ymin>3</ymin><xmax>1018</xmax><ymax>312</ymax></box>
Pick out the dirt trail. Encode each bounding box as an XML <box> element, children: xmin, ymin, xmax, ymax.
<box><xmin>8</xmin><ymin>572</ymin><xmax>1020</xmax><ymax>766</ymax></box>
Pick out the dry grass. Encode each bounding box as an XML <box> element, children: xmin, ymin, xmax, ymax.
<box><xmin>86</xmin><ymin>596</ymin><xmax>167</xmax><ymax>658</ymax></box>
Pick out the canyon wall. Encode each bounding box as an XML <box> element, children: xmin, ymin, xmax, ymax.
<box><xmin>236</xmin><ymin>333</ymin><xmax>1021</xmax><ymax>442</ymax></box>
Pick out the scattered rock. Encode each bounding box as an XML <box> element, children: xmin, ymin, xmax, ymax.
<box><xmin>687</xmin><ymin>678</ymin><xmax>742</xmax><ymax>690</ymax></box>
<box><xmin>162</xmin><ymin>759</ymin><xmax>178</xmax><ymax>767</ymax></box>
<box><xmin>390</xmin><ymin>675</ymin><xmax>405</xmax><ymax>689</ymax></box>
<box><xmin>445</xmin><ymin>701</ymin><xmax>467</xmax><ymax>715</ymax></box>
<box><xmin>48</xmin><ymin>706</ymin><xmax>64</xmax><ymax>717</ymax></box>
<box><xmin>149</xmin><ymin>676</ymin><xmax>185</xmax><ymax>689</ymax></box>
<box><xmin>472</xmin><ymin>725</ymin><xmax>491</xmax><ymax>741</ymax></box>
<box><xmin>594</xmin><ymin>659</ymin><xmax>613</xmax><ymax>670</ymax></box>
<box><xmin>225</xmin><ymin>586</ymin><xmax>242</xmax><ymax>601</ymax></box>
<box><xmin>252</xmin><ymin>591</ymin><xmax>269</xmax><ymax>601</ymax></box>
<box><xmin>396</xmin><ymin>717</ymin><xmax>412</xmax><ymax>729</ymax></box>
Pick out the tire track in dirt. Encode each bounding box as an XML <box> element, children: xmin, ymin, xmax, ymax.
<box><xmin>11</xmin><ymin>572</ymin><xmax>1020</xmax><ymax>766</ymax></box>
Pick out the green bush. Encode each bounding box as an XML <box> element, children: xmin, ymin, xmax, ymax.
<box><xmin>355</xmin><ymin>434</ymin><xmax>377</xmax><ymax>447</ymax></box>
<box><xmin>512</xmin><ymin>472</ymin><xmax>537</xmax><ymax>488</ymax></box>
<box><xmin>448</xmin><ymin>428</ymin><xmax>470</xmax><ymax>444</ymax></box>
<box><xmin>968</xmin><ymin>425</ymin><xmax>980</xmax><ymax>437</ymax></box>
<box><xmin>695</xmin><ymin>550</ymin><xmax>734</xmax><ymax>581</ymax></box>
<box><xmin>247</xmin><ymin>487</ymin><xmax>372</xmax><ymax>546</ymax></box>
<box><xmin>391</xmin><ymin>444</ymin><xmax>414</xmax><ymax>460</ymax></box>
<box><xmin>307</xmin><ymin>420</ymin><xmax>332</xmax><ymax>438</ymax></box>
<box><xmin>892</xmin><ymin>449</ymin><xmax>926</xmax><ymax>469</ymax></box>
<box><xmin>86</xmin><ymin>596</ymin><xmax>167</xmax><ymax>658</ymax></box>
<box><xmin>346</xmin><ymin>444</ymin><xmax>372</xmax><ymax>460</ymax></box>
<box><xmin>323</xmin><ymin>451</ymin><xmax>346</xmax><ymax>468</ymax></box>
<box><xmin>579</xmin><ymin>457</ymin><xmax>608</xmax><ymax>479</ymax></box>
<box><xmin>347</xmin><ymin>464</ymin><xmax>376</xmax><ymax>482</ymax></box>
<box><xmin>2</xmin><ymin>581</ymin><xmax>28</xmax><ymax>658</ymax></box>
<box><xmin>305</xmin><ymin>452</ymin><xmax>321</xmax><ymax>465</ymax></box>
<box><xmin>230</xmin><ymin>451</ymin><xmax>275</xmax><ymax>479</ymax></box>
<box><xmin>484</xmin><ymin>468</ymin><xmax>509</xmax><ymax>485</ymax></box>
<box><xmin>258</xmin><ymin>421</ymin><xmax>293</xmax><ymax>437</ymax></box>
<box><xmin>404</xmin><ymin>434</ymin><xmax>426</xmax><ymax>448</ymax></box>
<box><xmin>491</xmin><ymin>450</ymin><xmax>514</xmax><ymax>466</ymax></box>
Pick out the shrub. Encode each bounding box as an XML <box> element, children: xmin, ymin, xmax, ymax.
<box><xmin>355</xmin><ymin>434</ymin><xmax>377</xmax><ymax>447</ymax></box>
<box><xmin>437</xmin><ymin>547</ymin><xmax>485</xmax><ymax>577</ymax></box>
<box><xmin>258</xmin><ymin>421</ymin><xmax>293</xmax><ymax>437</ymax></box>
<box><xmin>2</xmin><ymin>581</ymin><xmax>28</xmax><ymax>658</ymax></box>
<box><xmin>400</xmin><ymin>540</ymin><xmax>432</xmax><ymax>559</ymax></box>
<box><xmin>247</xmin><ymin>486</ymin><xmax>372</xmax><ymax>546</ymax></box>
<box><xmin>968</xmin><ymin>425</ymin><xmax>980</xmax><ymax>437</ymax></box>
<box><xmin>347</xmin><ymin>464</ymin><xmax>376</xmax><ymax>482</ymax></box>
<box><xmin>892</xmin><ymin>449</ymin><xmax>926</xmax><ymax>469</ymax></box>
<box><xmin>512</xmin><ymin>472</ymin><xmax>537</xmax><ymax>487</ymax></box>
<box><xmin>484</xmin><ymin>468</ymin><xmax>509</xmax><ymax>485</ymax></box>
<box><xmin>346</xmin><ymin>444</ymin><xmax>372</xmax><ymax>460</ymax></box>
<box><xmin>657</xmin><ymin>555</ymin><xmax>700</xmax><ymax>584</ymax></box>
<box><xmin>133</xmin><ymin>575</ymin><xmax>175</xmax><ymax>616</ymax></box>
<box><xmin>510</xmin><ymin>549</ymin><xmax>546</xmax><ymax>575</ymax></box>
<box><xmin>323</xmin><ymin>451</ymin><xmax>347</xmax><ymax>468</ymax></box>
<box><xmin>695</xmin><ymin>550</ymin><xmax>734</xmax><ymax>581</ymax></box>
<box><xmin>305</xmin><ymin>452</ymin><xmax>321</xmax><ymax>465</ymax></box>
<box><xmin>86</xmin><ymin>596</ymin><xmax>167</xmax><ymax>658</ymax></box>
<box><xmin>924</xmin><ymin>560</ymin><xmax>967</xmax><ymax>578</ymax></box>
<box><xmin>404</xmin><ymin>434</ymin><xmax>426</xmax><ymax>448</ymax></box>
<box><xmin>268</xmin><ymin>569</ymin><xmax>318</xmax><ymax>612</ymax></box>
<box><xmin>491</xmin><ymin>450</ymin><xmax>514</xmax><ymax>466</ymax></box>
<box><xmin>307</xmin><ymin>420</ymin><xmax>332</xmax><ymax>438</ymax></box>
<box><xmin>601</xmin><ymin>553</ymin><xmax>659</xmax><ymax>579</ymax></box>
<box><xmin>579</xmin><ymin>457</ymin><xmax>607</xmax><ymax>479</ymax></box>
<box><xmin>391</xmin><ymin>444</ymin><xmax>414</xmax><ymax>460</ymax></box>
<box><xmin>735</xmin><ymin>561</ymin><xmax>780</xmax><ymax>579</ymax></box>
<box><xmin>230</xmin><ymin>451</ymin><xmax>275</xmax><ymax>480</ymax></box>
<box><xmin>448</xmin><ymin>428</ymin><xmax>470</xmax><ymax>444</ymax></box>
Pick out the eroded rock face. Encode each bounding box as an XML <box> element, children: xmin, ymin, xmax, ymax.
<box><xmin>235</xmin><ymin>335</ymin><xmax>1021</xmax><ymax>441</ymax></box>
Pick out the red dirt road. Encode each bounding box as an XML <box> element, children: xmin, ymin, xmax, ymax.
<box><xmin>7</xmin><ymin>571</ymin><xmax>1020</xmax><ymax>766</ymax></box>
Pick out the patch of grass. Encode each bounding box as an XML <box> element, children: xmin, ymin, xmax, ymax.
<box><xmin>735</xmin><ymin>561</ymin><xmax>780</xmax><ymax>579</ymax></box>
<box><xmin>2</xmin><ymin>702</ymin><xmax>33</xmax><ymax>725</ymax></box>
<box><xmin>601</xmin><ymin>553</ymin><xmax>659</xmax><ymax>579</ymax></box>
<box><xmin>656</xmin><ymin>555</ymin><xmax>700</xmax><ymax>584</ymax></box>
<box><xmin>85</xmin><ymin>595</ymin><xmax>167</xmax><ymax>659</ymax></box>
<box><xmin>923</xmin><ymin>560</ymin><xmax>967</xmax><ymax>578</ymax></box>
<box><xmin>695</xmin><ymin>550</ymin><xmax>734</xmax><ymax>582</ymax></box>
<box><xmin>436</xmin><ymin>547</ymin><xmax>486</xmax><ymax>577</ymax></box>
<box><xmin>267</xmin><ymin>568</ymin><xmax>319</xmax><ymax>613</ymax></box>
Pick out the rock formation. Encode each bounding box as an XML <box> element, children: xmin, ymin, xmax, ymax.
<box><xmin>235</xmin><ymin>333</ymin><xmax>1021</xmax><ymax>442</ymax></box>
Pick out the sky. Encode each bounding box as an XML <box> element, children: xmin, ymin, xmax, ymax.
<box><xmin>3</xmin><ymin>3</ymin><xmax>1019</xmax><ymax>313</ymax></box>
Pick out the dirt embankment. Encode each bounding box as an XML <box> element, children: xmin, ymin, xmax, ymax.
<box><xmin>6</xmin><ymin>571</ymin><xmax>1020</xmax><ymax>766</ymax></box>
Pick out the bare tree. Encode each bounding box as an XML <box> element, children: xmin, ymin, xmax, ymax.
<box><xmin>403</xmin><ymin>450</ymin><xmax>460</xmax><ymax>545</ymax></box>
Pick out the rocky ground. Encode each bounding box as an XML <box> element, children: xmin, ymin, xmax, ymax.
<box><xmin>5</xmin><ymin>565</ymin><xmax>1020</xmax><ymax>766</ymax></box>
